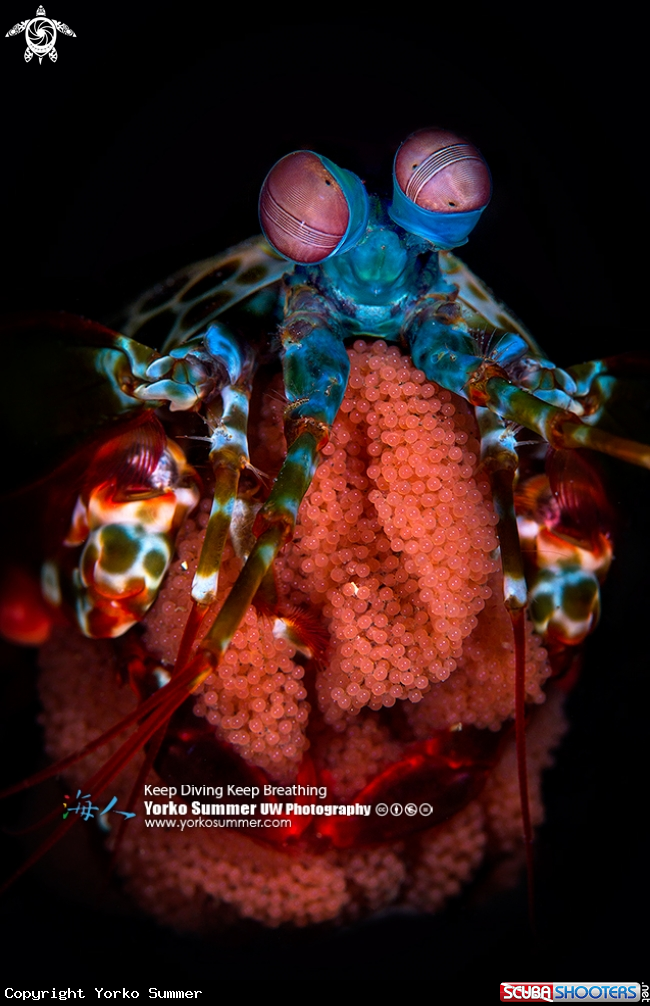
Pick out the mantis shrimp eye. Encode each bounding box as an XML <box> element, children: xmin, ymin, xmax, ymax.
<box><xmin>259</xmin><ymin>150</ymin><xmax>369</xmax><ymax>264</ymax></box>
<box><xmin>389</xmin><ymin>128</ymin><xmax>492</xmax><ymax>248</ymax></box>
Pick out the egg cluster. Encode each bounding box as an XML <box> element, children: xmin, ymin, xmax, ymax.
<box><xmin>191</xmin><ymin>604</ymin><xmax>309</xmax><ymax>778</ymax></box>
<box><xmin>145</xmin><ymin>340</ymin><xmax>548</xmax><ymax>773</ymax></box>
<box><xmin>277</xmin><ymin>340</ymin><xmax>499</xmax><ymax>723</ymax></box>
<box><xmin>144</xmin><ymin>501</ymin><xmax>309</xmax><ymax>779</ymax></box>
<box><xmin>313</xmin><ymin>715</ymin><xmax>404</xmax><ymax>801</ymax></box>
<box><xmin>404</xmin><ymin>802</ymin><xmax>486</xmax><ymax>912</ymax></box>
<box><xmin>119</xmin><ymin>824</ymin><xmax>352</xmax><ymax>929</ymax></box>
<box><xmin>37</xmin><ymin>629</ymin><xmax>565</xmax><ymax>930</ymax></box>
<box><xmin>406</xmin><ymin>584</ymin><xmax>551</xmax><ymax>733</ymax></box>
<box><xmin>34</xmin><ymin>338</ymin><xmax>564</xmax><ymax>931</ymax></box>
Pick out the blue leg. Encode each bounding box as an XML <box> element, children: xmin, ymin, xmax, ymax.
<box><xmin>202</xmin><ymin>283</ymin><xmax>349</xmax><ymax>657</ymax></box>
<box><xmin>406</xmin><ymin>303</ymin><xmax>650</xmax><ymax>468</ymax></box>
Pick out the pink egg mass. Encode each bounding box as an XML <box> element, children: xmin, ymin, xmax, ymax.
<box><xmin>37</xmin><ymin>341</ymin><xmax>565</xmax><ymax>930</ymax></box>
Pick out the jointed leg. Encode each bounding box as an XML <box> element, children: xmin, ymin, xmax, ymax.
<box><xmin>202</xmin><ymin>286</ymin><xmax>349</xmax><ymax>659</ymax></box>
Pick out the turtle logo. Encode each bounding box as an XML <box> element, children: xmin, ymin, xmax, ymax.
<box><xmin>5</xmin><ymin>5</ymin><xmax>76</xmax><ymax>64</ymax></box>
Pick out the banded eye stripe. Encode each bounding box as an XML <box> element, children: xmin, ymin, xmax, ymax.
<box><xmin>260</xmin><ymin>186</ymin><xmax>345</xmax><ymax>253</ymax></box>
<box><xmin>404</xmin><ymin>144</ymin><xmax>482</xmax><ymax>203</ymax></box>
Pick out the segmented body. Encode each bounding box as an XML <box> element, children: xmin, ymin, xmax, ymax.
<box><xmin>1</xmin><ymin>131</ymin><xmax>646</xmax><ymax>931</ymax></box>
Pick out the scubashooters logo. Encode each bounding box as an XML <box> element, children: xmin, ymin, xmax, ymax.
<box><xmin>500</xmin><ymin>986</ymin><xmax>641</xmax><ymax>1002</ymax></box>
<box><xmin>5</xmin><ymin>5</ymin><xmax>76</xmax><ymax>63</ymax></box>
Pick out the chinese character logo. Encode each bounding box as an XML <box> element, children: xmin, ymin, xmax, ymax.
<box><xmin>63</xmin><ymin>791</ymin><xmax>135</xmax><ymax>823</ymax></box>
<box><xmin>5</xmin><ymin>6</ymin><xmax>76</xmax><ymax>64</ymax></box>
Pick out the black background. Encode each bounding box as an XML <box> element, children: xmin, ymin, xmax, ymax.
<box><xmin>0</xmin><ymin>4</ymin><xmax>645</xmax><ymax>990</ymax></box>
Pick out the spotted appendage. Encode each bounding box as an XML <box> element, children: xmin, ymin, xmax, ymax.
<box><xmin>43</xmin><ymin>418</ymin><xmax>199</xmax><ymax>638</ymax></box>
<box><xmin>121</xmin><ymin>237</ymin><xmax>288</xmax><ymax>352</ymax></box>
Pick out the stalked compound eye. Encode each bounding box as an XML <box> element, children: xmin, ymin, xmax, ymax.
<box><xmin>389</xmin><ymin>128</ymin><xmax>492</xmax><ymax>248</ymax></box>
<box><xmin>259</xmin><ymin>151</ymin><xmax>369</xmax><ymax>264</ymax></box>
